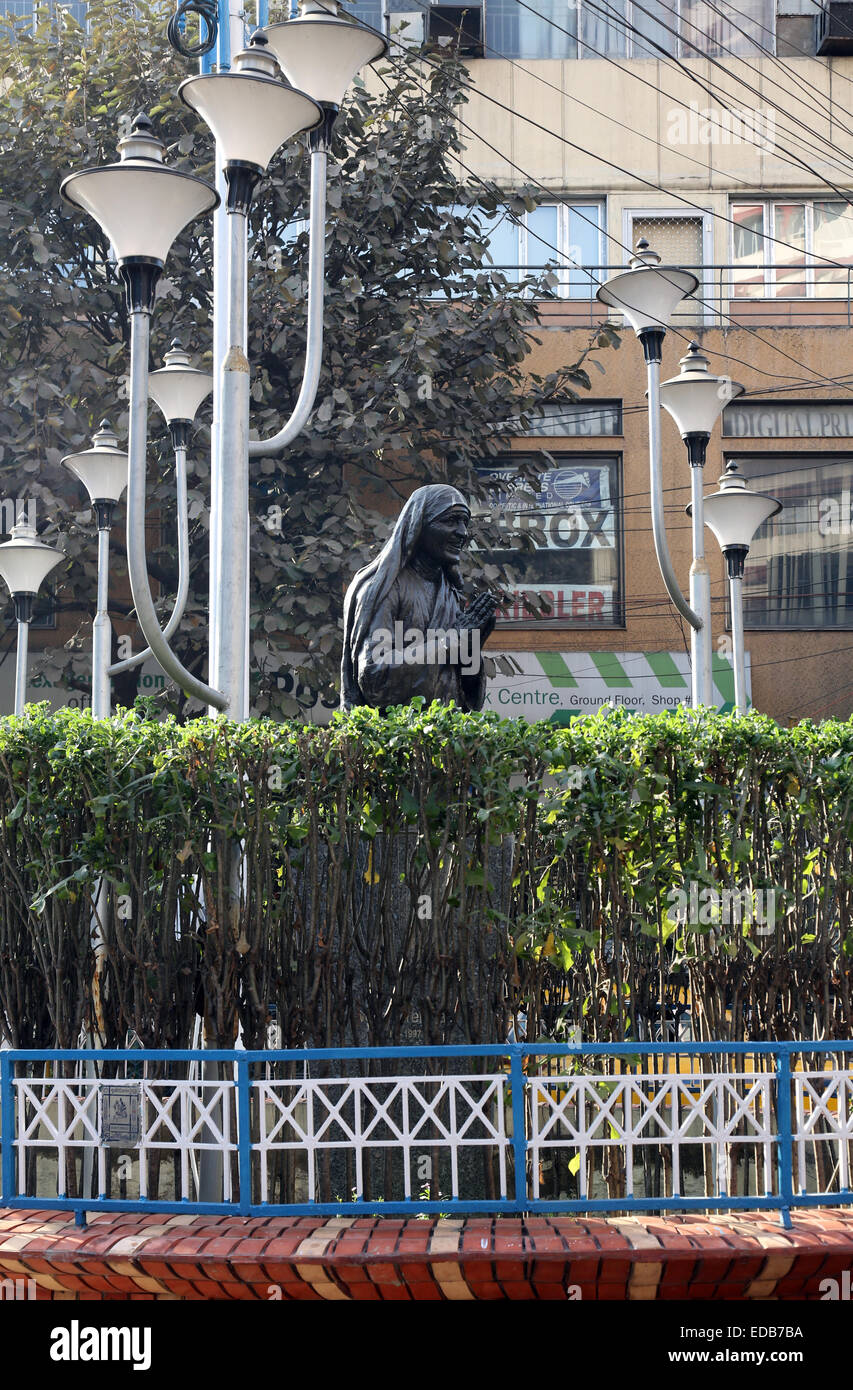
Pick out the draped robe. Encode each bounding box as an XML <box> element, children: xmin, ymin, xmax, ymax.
<box><xmin>340</xmin><ymin>485</ymin><xmax>487</xmax><ymax>713</ymax></box>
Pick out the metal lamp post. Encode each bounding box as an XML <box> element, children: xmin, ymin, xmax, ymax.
<box><xmin>108</xmin><ymin>340</ymin><xmax>214</xmax><ymax>686</ymax></box>
<box><xmin>0</xmin><ymin>522</ymin><xmax>64</xmax><ymax>715</ymax></box>
<box><xmin>61</xmin><ymin>111</ymin><xmax>222</xmax><ymax>713</ymax></box>
<box><xmin>690</xmin><ymin>462</ymin><xmax>782</xmax><ymax>713</ymax></box>
<box><xmin>57</xmin><ymin>1</ymin><xmax>387</xmax><ymax>723</ymax></box>
<box><xmin>597</xmin><ymin>242</ymin><xmax>716</xmax><ymax>707</ymax></box>
<box><xmin>61</xmin><ymin>422</ymin><xmax>129</xmax><ymax>718</ymax></box>
<box><xmin>61</xmin><ymin>423</ymin><xmax>129</xmax><ymax>1110</ymax></box>
<box><xmin>55</xmin><ymin>2</ymin><xmax>387</xmax><ymax>1202</ymax></box>
<box><xmin>179</xmin><ymin>31</ymin><xmax>323</xmax><ymax>717</ymax></box>
<box><xmin>659</xmin><ymin>343</ymin><xmax>744</xmax><ymax>708</ymax></box>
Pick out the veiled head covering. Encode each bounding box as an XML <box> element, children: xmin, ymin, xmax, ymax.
<box><xmin>340</xmin><ymin>484</ymin><xmax>470</xmax><ymax>709</ymax></box>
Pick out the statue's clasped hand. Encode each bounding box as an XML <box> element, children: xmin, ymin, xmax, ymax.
<box><xmin>460</xmin><ymin>590</ymin><xmax>498</xmax><ymax>641</ymax></box>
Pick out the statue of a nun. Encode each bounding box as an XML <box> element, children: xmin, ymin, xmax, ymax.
<box><xmin>341</xmin><ymin>484</ymin><xmax>497</xmax><ymax>712</ymax></box>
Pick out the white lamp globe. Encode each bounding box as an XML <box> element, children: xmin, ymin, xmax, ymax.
<box><xmin>149</xmin><ymin>341</ymin><xmax>214</xmax><ymax>425</ymax></box>
<box><xmin>688</xmin><ymin>462</ymin><xmax>782</xmax><ymax>553</ymax></box>
<box><xmin>660</xmin><ymin>343</ymin><xmax>744</xmax><ymax>439</ymax></box>
<box><xmin>60</xmin><ymin>113</ymin><xmax>219</xmax><ymax>265</ymax></box>
<box><xmin>261</xmin><ymin>0</ymin><xmax>388</xmax><ymax>110</ymax></box>
<box><xmin>0</xmin><ymin>521</ymin><xmax>64</xmax><ymax>598</ymax></box>
<box><xmin>61</xmin><ymin>421</ymin><xmax>128</xmax><ymax>506</ymax></box>
<box><xmin>597</xmin><ymin>241</ymin><xmax>698</xmax><ymax>336</ymax></box>
<box><xmin>179</xmin><ymin>36</ymin><xmax>321</xmax><ymax>171</ymax></box>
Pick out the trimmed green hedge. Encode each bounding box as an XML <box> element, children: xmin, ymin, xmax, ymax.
<box><xmin>0</xmin><ymin>701</ymin><xmax>851</xmax><ymax>1048</ymax></box>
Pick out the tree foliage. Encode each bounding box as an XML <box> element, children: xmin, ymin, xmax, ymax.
<box><xmin>0</xmin><ymin>1</ymin><xmax>617</xmax><ymax>716</ymax></box>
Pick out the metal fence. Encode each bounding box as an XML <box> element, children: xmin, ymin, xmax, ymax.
<box><xmin>1</xmin><ymin>1043</ymin><xmax>852</xmax><ymax>1226</ymax></box>
<box><xmin>472</xmin><ymin>264</ymin><xmax>853</xmax><ymax>327</ymax></box>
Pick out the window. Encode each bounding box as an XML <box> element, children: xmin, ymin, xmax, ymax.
<box><xmin>624</xmin><ymin>209</ymin><xmax>709</xmax><ymax>321</ymax></box>
<box><xmin>629</xmin><ymin>212</ymin><xmax>706</xmax><ymax>264</ymax></box>
<box><xmin>474</xmin><ymin>455</ymin><xmax>624</xmax><ymax>628</ymax></box>
<box><xmin>472</xmin><ymin>201</ymin><xmax>604</xmax><ymax>298</ymax></box>
<box><xmin>732</xmin><ymin>199</ymin><xmax>853</xmax><ymax>298</ymax></box>
<box><xmin>346</xmin><ymin>0</ymin><xmax>775</xmax><ymax>59</ymax></box>
<box><xmin>679</xmin><ymin>0</ymin><xmax>773</xmax><ymax>56</ymax></box>
<box><xmin>488</xmin><ymin>0</ymin><xmax>578</xmax><ymax>58</ymax></box>
<box><xmin>732</xmin><ymin>454</ymin><xmax>853</xmax><ymax>629</ymax></box>
<box><xmin>344</xmin><ymin>0</ymin><xmax>383</xmax><ymax>30</ymax></box>
<box><xmin>0</xmin><ymin>0</ymin><xmax>88</xmax><ymax>28</ymax></box>
<box><xmin>426</xmin><ymin>4</ymin><xmax>484</xmax><ymax>53</ymax></box>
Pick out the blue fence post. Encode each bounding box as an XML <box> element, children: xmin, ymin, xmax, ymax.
<box><xmin>1</xmin><ymin>1052</ymin><xmax>13</xmax><ymax>1206</ymax></box>
<box><xmin>237</xmin><ymin>1054</ymin><xmax>252</xmax><ymax>1217</ymax></box>
<box><xmin>776</xmin><ymin>1049</ymin><xmax>794</xmax><ymax>1230</ymax></box>
<box><xmin>510</xmin><ymin>1047</ymin><xmax>527</xmax><ymax>1212</ymax></box>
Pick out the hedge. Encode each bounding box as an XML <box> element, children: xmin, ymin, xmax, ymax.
<box><xmin>0</xmin><ymin>700</ymin><xmax>852</xmax><ymax>1049</ymax></box>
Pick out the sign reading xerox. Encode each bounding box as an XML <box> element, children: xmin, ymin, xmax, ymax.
<box><xmin>474</xmin><ymin>460</ymin><xmax>622</xmax><ymax>627</ymax></box>
<box><xmin>483</xmin><ymin>651</ymin><xmax>746</xmax><ymax>721</ymax></box>
<box><xmin>477</xmin><ymin>463</ymin><xmax>616</xmax><ymax>549</ymax></box>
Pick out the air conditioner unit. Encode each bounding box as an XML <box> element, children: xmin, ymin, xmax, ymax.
<box><xmin>386</xmin><ymin>10</ymin><xmax>425</xmax><ymax>48</ymax></box>
<box><xmin>426</xmin><ymin>4</ymin><xmax>485</xmax><ymax>58</ymax></box>
<box><xmin>816</xmin><ymin>3</ymin><xmax>853</xmax><ymax>54</ymax></box>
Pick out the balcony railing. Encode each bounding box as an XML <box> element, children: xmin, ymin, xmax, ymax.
<box><xmin>467</xmin><ymin>264</ymin><xmax>853</xmax><ymax>328</ymax></box>
<box><xmin>2</xmin><ymin>1042</ymin><xmax>852</xmax><ymax>1226</ymax></box>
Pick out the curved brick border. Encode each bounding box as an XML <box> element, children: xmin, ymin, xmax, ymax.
<box><xmin>1</xmin><ymin>1210</ymin><xmax>851</xmax><ymax>1300</ymax></box>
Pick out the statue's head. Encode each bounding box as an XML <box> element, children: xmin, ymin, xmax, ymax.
<box><xmin>417</xmin><ymin>503</ymin><xmax>471</xmax><ymax>572</ymax></box>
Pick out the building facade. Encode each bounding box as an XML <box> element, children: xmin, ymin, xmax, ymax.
<box><xmin>4</xmin><ymin>0</ymin><xmax>853</xmax><ymax>721</ymax></box>
<box><xmin>342</xmin><ymin>0</ymin><xmax>853</xmax><ymax>723</ymax></box>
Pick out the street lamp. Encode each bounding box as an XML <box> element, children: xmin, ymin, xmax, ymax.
<box><xmin>597</xmin><ymin>242</ymin><xmax>713</xmax><ymax>705</ymax></box>
<box><xmin>61</xmin><ymin>422</ymin><xmax>128</xmax><ymax>719</ymax></box>
<box><xmin>262</xmin><ymin>0</ymin><xmax>388</xmax><ymax>144</ymax></box>
<box><xmin>689</xmin><ymin>462</ymin><xmax>782</xmax><ymax>714</ymax></box>
<box><xmin>178</xmin><ymin>32</ymin><xmax>322</xmax><ymax>717</ymax></box>
<box><xmin>0</xmin><ymin>521</ymin><xmax>64</xmax><ymax>716</ymax></box>
<box><xmin>55</xmin><ymin>2</ymin><xmax>388</xmax><ymax>1200</ymax></box>
<box><xmin>59</xmin><ymin>1</ymin><xmax>386</xmax><ymax>723</ymax></box>
<box><xmin>659</xmin><ymin>343</ymin><xmax>744</xmax><ymax>708</ymax></box>
<box><xmin>61</xmin><ymin>111</ymin><xmax>223</xmax><ymax>711</ymax></box>
<box><xmin>61</xmin><ymin>421</ymin><xmax>128</xmax><ymax>1090</ymax></box>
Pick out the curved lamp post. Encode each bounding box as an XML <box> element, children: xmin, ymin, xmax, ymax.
<box><xmin>108</xmin><ymin>340</ymin><xmax>214</xmax><ymax>683</ymax></box>
<box><xmin>689</xmin><ymin>462</ymin><xmax>782</xmax><ymax>714</ymax></box>
<box><xmin>61</xmin><ymin>112</ymin><xmax>223</xmax><ymax>711</ymax></box>
<box><xmin>597</xmin><ymin>242</ymin><xmax>713</xmax><ymax>704</ymax></box>
<box><xmin>0</xmin><ymin>521</ymin><xmax>64</xmax><ymax>715</ymax></box>
<box><xmin>659</xmin><ymin>343</ymin><xmax>744</xmax><ymax>708</ymax></box>
<box><xmin>59</xmin><ymin>1</ymin><xmax>386</xmax><ymax>722</ymax></box>
<box><xmin>243</xmin><ymin>2</ymin><xmax>389</xmax><ymax>463</ymax></box>
<box><xmin>62</xmin><ymin>421</ymin><xmax>128</xmax><ymax>719</ymax></box>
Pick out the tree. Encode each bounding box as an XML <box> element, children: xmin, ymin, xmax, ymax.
<box><xmin>0</xmin><ymin>0</ymin><xmax>618</xmax><ymax>717</ymax></box>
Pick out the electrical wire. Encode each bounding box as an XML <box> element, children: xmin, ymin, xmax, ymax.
<box><xmin>507</xmin><ymin>0</ymin><xmax>853</xmax><ymax>188</ymax></box>
<box><xmin>620</xmin><ymin>0</ymin><xmax>853</xmax><ymax>161</ymax></box>
<box><xmin>380</xmin><ymin>44</ymin><xmax>853</xmax><ymax>396</ymax></box>
<box><xmin>389</xmin><ymin>0</ymin><xmax>853</xmax><ymax>263</ymax></box>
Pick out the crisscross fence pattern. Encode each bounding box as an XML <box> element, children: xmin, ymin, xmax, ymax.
<box><xmin>1</xmin><ymin>1044</ymin><xmax>852</xmax><ymax>1226</ymax></box>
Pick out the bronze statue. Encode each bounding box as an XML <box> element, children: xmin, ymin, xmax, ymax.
<box><xmin>341</xmin><ymin>484</ymin><xmax>497</xmax><ymax>711</ymax></box>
